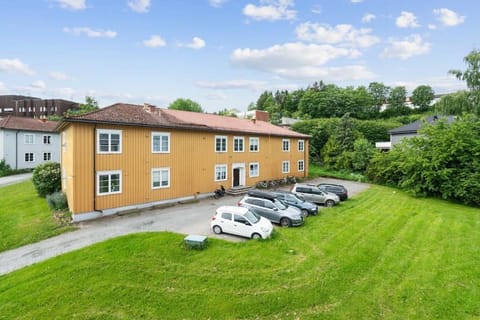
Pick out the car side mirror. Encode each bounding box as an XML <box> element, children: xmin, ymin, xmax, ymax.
<box><xmin>273</xmin><ymin>207</ymin><xmax>278</xmax><ymax>211</ymax></box>
<box><xmin>244</xmin><ymin>221</ymin><xmax>251</xmax><ymax>226</ymax></box>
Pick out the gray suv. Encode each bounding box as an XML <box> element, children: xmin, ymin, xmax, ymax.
<box><xmin>291</xmin><ymin>184</ymin><xmax>340</xmax><ymax>207</ymax></box>
<box><xmin>238</xmin><ymin>195</ymin><xmax>304</xmax><ymax>227</ymax></box>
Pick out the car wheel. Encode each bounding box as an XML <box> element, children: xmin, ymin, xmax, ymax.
<box><xmin>213</xmin><ymin>225</ymin><xmax>222</xmax><ymax>234</ymax></box>
<box><xmin>301</xmin><ymin>209</ymin><xmax>308</xmax><ymax>217</ymax></box>
<box><xmin>326</xmin><ymin>200</ymin><xmax>334</xmax><ymax>207</ymax></box>
<box><xmin>251</xmin><ymin>233</ymin><xmax>262</xmax><ymax>240</ymax></box>
<box><xmin>280</xmin><ymin>217</ymin><xmax>291</xmax><ymax>227</ymax></box>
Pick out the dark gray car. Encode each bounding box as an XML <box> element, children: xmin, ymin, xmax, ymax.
<box><xmin>238</xmin><ymin>195</ymin><xmax>304</xmax><ymax>227</ymax></box>
<box><xmin>271</xmin><ymin>191</ymin><xmax>318</xmax><ymax>216</ymax></box>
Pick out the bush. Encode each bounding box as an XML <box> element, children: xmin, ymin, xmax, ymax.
<box><xmin>32</xmin><ymin>162</ymin><xmax>61</xmax><ymax>197</ymax></box>
<box><xmin>0</xmin><ymin>159</ymin><xmax>12</xmax><ymax>177</ymax></box>
<box><xmin>46</xmin><ymin>192</ymin><xmax>68</xmax><ymax>211</ymax></box>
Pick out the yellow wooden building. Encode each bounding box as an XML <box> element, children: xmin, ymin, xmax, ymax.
<box><xmin>57</xmin><ymin>103</ymin><xmax>310</xmax><ymax>221</ymax></box>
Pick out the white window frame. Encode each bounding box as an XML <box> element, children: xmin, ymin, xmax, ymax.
<box><xmin>96</xmin><ymin>170</ymin><xmax>122</xmax><ymax>195</ymax></box>
<box><xmin>249</xmin><ymin>137</ymin><xmax>259</xmax><ymax>152</ymax></box>
<box><xmin>215</xmin><ymin>136</ymin><xmax>228</xmax><ymax>153</ymax></box>
<box><xmin>152</xmin><ymin>167</ymin><xmax>170</xmax><ymax>189</ymax></box>
<box><xmin>298</xmin><ymin>139</ymin><xmax>305</xmax><ymax>152</ymax></box>
<box><xmin>282</xmin><ymin>161</ymin><xmax>290</xmax><ymax>174</ymax></box>
<box><xmin>215</xmin><ymin>164</ymin><xmax>228</xmax><ymax>181</ymax></box>
<box><xmin>233</xmin><ymin>136</ymin><xmax>244</xmax><ymax>152</ymax></box>
<box><xmin>97</xmin><ymin>129</ymin><xmax>122</xmax><ymax>154</ymax></box>
<box><xmin>282</xmin><ymin>139</ymin><xmax>290</xmax><ymax>152</ymax></box>
<box><xmin>24</xmin><ymin>134</ymin><xmax>34</xmax><ymax>145</ymax></box>
<box><xmin>24</xmin><ymin>152</ymin><xmax>34</xmax><ymax>162</ymax></box>
<box><xmin>43</xmin><ymin>135</ymin><xmax>52</xmax><ymax>145</ymax></box>
<box><xmin>249</xmin><ymin>162</ymin><xmax>259</xmax><ymax>178</ymax></box>
<box><xmin>298</xmin><ymin>160</ymin><xmax>305</xmax><ymax>172</ymax></box>
<box><xmin>43</xmin><ymin>152</ymin><xmax>52</xmax><ymax>161</ymax></box>
<box><xmin>152</xmin><ymin>132</ymin><xmax>170</xmax><ymax>153</ymax></box>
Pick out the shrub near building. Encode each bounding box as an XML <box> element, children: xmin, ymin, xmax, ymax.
<box><xmin>32</xmin><ymin>162</ymin><xmax>61</xmax><ymax>197</ymax></box>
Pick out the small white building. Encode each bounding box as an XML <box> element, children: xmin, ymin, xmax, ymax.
<box><xmin>0</xmin><ymin>116</ymin><xmax>59</xmax><ymax>170</ymax></box>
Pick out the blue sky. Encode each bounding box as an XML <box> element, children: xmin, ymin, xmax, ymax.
<box><xmin>0</xmin><ymin>0</ymin><xmax>477</xmax><ymax>112</ymax></box>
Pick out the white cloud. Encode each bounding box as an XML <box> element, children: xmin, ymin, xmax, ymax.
<box><xmin>428</xmin><ymin>24</ymin><xmax>437</xmax><ymax>30</ymax></box>
<box><xmin>433</xmin><ymin>8</ymin><xmax>465</xmax><ymax>27</ymax></box>
<box><xmin>396</xmin><ymin>11</ymin><xmax>420</xmax><ymax>28</ymax></box>
<box><xmin>311</xmin><ymin>5</ymin><xmax>321</xmax><ymax>14</ymax></box>
<box><xmin>351</xmin><ymin>0</ymin><xmax>363</xmax><ymax>3</ymax></box>
<box><xmin>48</xmin><ymin>71</ymin><xmax>70</xmax><ymax>80</ymax></box>
<box><xmin>362</xmin><ymin>13</ymin><xmax>376</xmax><ymax>23</ymax></box>
<box><xmin>30</xmin><ymin>80</ymin><xmax>47</xmax><ymax>89</ymax></box>
<box><xmin>143</xmin><ymin>35</ymin><xmax>166</xmax><ymax>48</ymax></box>
<box><xmin>0</xmin><ymin>82</ymin><xmax>7</xmax><ymax>93</ymax></box>
<box><xmin>295</xmin><ymin>23</ymin><xmax>380</xmax><ymax>48</ymax></box>
<box><xmin>63</xmin><ymin>27</ymin><xmax>117</xmax><ymax>38</ymax></box>
<box><xmin>180</xmin><ymin>37</ymin><xmax>206</xmax><ymax>50</ymax></box>
<box><xmin>209</xmin><ymin>0</ymin><xmax>228</xmax><ymax>7</ymax></box>
<box><xmin>52</xmin><ymin>0</ymin><xmax>86</xmax><ymax>11</ymax></box>
<box><xmin>196</xmin><ymin>80</ymin><xmax>267</xmax><ymax>91</ymax></box>
<box><xmin>243</xmin><ymin>0</ymin><xmax>296</xmax><ymax>21</ymax></box>
<box><xmin>0</xmin><ymin>58</ymin><xmax>35</xmax><ymax>76</ymax></box>
<box><xmin>205</xmin><ymin>92</ymin><xmax>228</xmax><ymax>101</ymax></box>
<box><xmin>128</xmin><ymin>0</ymin><xmax>151</xmax><ymax>13</ymax></box>
<box><xmin>231</xmin><ymin>42</ymin><xmax>374</xmax><ymax>81</ymax></box>
<box><xmin>381</xmin><ymin>34</ymin><xmax>431</xmax><ymax>60</ymax></box>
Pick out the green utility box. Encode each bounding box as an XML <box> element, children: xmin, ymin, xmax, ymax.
<box><xmin>184</xmin><ymin>235</ymin><xmax>208</xmax><ymax>249</ymax></box>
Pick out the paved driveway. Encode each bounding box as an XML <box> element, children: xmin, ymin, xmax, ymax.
<box><xmin>0</xmin><ymin>178</ymin><xmax>370</xmax><ymax>276</ymax></box>
<box><xmin>0</xmin><ymin>173</ymin><xmax>33</xmax><ymax>187</ymax></box>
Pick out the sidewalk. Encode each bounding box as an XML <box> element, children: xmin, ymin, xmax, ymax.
<box><xmin>0</xmin><ymin>173</ymin><xmax>33</xmax><ymax>187</ymax></box>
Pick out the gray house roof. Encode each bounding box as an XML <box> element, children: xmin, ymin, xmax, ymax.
<box><xmin>389</xmin><ymin>115</ymin><xmax>456</xmax><ymax>135</ymax></box>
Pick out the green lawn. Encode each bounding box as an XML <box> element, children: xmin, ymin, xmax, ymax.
<box><xmin>1</xmin><ymin>186</ymin><xmax>480</xmax><ymax>319</ymax></box>
<box><xmin>0</xmin><ymin>180</ymin><xmax>74</xmax><ymax>252</ymax></box>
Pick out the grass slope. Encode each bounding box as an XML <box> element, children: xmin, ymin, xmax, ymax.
<box><xmin>1</xmin><ymin>186</ymin><xmax>480</xmax><ymax>319</ymax></box>
<box><xmin>0</xmin><ymin>180</ymin><xmax>74</xmax><ymax>252</ymax></box>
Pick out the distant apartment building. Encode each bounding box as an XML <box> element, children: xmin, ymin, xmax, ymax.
<box><xmin>0</xmin><ymin>116</ymin><xmax>60</xmax><ymax>170</ymax></box>
<box><xmin>0</xmin><ymin>95</ymin><xmax>79</xmax><ymax>119</ymax></box>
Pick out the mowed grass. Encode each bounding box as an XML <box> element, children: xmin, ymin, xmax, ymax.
<box><xmin>0</xmin><ymin>180</ymin><xmax>74</xmax><ymax>252</ymax></box>
<box><xmin>1</xmin><ymin>186</ymin><xmax>480</xmax><ymax>319</ymax></box>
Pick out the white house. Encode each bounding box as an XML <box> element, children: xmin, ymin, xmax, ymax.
<box><xmin>0</xmin><ymin>116</ymin><xmax>59</xmax><ymax>170</ymax></box>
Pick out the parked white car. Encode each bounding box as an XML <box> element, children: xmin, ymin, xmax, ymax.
<box><xmin>211</xmin><ymin>206</ymin><xmax>273</xmax><ymax>239</ymax></box>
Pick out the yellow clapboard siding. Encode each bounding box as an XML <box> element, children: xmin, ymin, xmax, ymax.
<box><xmin>61</xmin><ymin>123</ymin><xmax>309</xmax><ymax>214</ymax></box>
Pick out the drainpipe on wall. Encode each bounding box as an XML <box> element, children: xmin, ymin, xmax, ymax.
<box><xmin>93</xmin><ymin>125</ymin><xmax>97</xmax><ymax>212</ymax></box>
<box><xmin>15</xmin><ymin>131</ymin><xmax>19</xmax><ymax>170</ymax></box>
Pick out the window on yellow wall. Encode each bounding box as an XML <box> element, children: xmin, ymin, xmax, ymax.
<box><xmin>97</xmin><ymin>170</ymin><xmax>122</xmax><ymax>195</ymax></box>
<box><xmin>282</xmin><ymin>161</ymin><xmax>290</xmax><ymax>173</ymax></box>
<box><xmin>152</xmin><ymin>132</ymin><xmax>170</xmax><ymax>153</ymax></box>
<box><xmin>298</xmin><ymin>140</ymin><xmax>305</xmax><ymax>152</ymax></box>
<box><xmin>249</xmin><ymin>162</ymin><xmax>259</xmax><ymax>177</ymax></box>
<box><xmin>282</xmin><ymin>139</ymin><xmax>290</xmax><ymax>152</ymax></box>
<box><xmin>215</xmin><ymin>136</ymin><xmax>227</xmax><ymax>152</ymax></box>
<box><xmin>152</xmin><ymin>168</ymin><xmax>170</xmax><ymax>189</ymax></box>
<box><xmin>298</xmin><ymin>160</ymin><xmax>305</xmax><ymax>172</ymax></box>
<box><xmin>215</xmin><ymin>164</ymin><xmax>227</xmax><ymax>181</ymax></box>
<box><xmin>233</xmin><ymin>136</ymin><xmax>244</xmax><ymax>152</ymax></box>
<box><xmin>97</xmin><ymin>129</ymin><xmax>122</xmax><ymax>154</ymax></box>
<box><xmin>249</xmin><ymin>137</ymin><xmax>259</xmax><ymax>152</ymax></box>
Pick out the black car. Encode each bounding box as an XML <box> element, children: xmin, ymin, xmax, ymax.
<box><xmin>316</xmin><ymin>183</ymin><xmax>348</xmax><ymax>201</ymax></box>
<box><xmin>271</xmin><ymin>191</ymin><xmax>318</xmax><ymax>216</ymax></box>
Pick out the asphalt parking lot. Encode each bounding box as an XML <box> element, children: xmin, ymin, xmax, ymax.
<box><xmin>0</xmin><ymin>177</ymin><xmax>370</xmax><ymax>275</ymax></box>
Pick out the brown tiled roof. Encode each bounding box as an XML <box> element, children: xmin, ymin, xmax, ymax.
<box><xmin>0</xmin><ymin>116</ymin><xmax>58</xmax><ymax>132</ymax></box>
<box><xmin>61</xmin><ymin>103</ymin><xmax>309</xmax><ymax>138</ymax></box>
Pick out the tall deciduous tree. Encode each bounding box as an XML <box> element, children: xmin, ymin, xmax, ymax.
<box><xmin>64</xmin><ymin>96</ymin><xmax>99</xmax><ymax>116</ymax></box>
<box><xmin>411</xmin><ymin>85</ymin><xmax>435</xmax><ymax>112</ymax></box>
<box><xmin>168</xmin><ymin>98</ymin><xmax>203</xmax><ymax>113</ymax></box>
<box><xmin>368</xmin><ymin>82</ymin><xmax>390</xmax><ymax>109</ymax></box>
<box><xmin>449</xmin><ymin>49</ymin><xmax>480</xmax><ymax>114</ymax></box>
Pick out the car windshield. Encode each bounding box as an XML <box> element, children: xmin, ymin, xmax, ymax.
<box><xmin>273</xmin><ymin>199</ymin><xmax>287</xmax><ymax>210</ymax></box>
<box><xmin>244</xmin><ymin>210</ymin><xmax>261</xmax><ymax>224</ymax></box>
